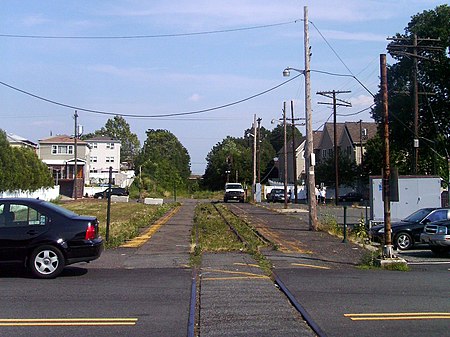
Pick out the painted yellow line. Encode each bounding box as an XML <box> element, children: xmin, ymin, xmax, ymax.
<box><xmin>121</xmin><ymin>206</ymin><xmax>180</xmax><ymax>248</ymax></box>
<box><xmin>202</xmin><ymin>276</ymin><xmax>269</xmax><ymax>281</ymax></box>
<box><xmin>203</xmin><ymin>268</ymin><xmax>266</xmax><ymax>278</ymax></box>
<box><xmin>291</xmin><ymin>263</ymin><xmax>331</xmax><ymax>270</ymax></box>
<box><xmin>345</xmin><ymin>313</ymin><xmax>450</xmax><ymax>321</ymax></box>
<box><xmin>233</xmin><ymin>262</ymin><xmax>261</xmax><ymax>268</ymax></box>
<box><xmin>0</xmin><ymin>318</ymin><xmax>138</xmax><ymax>326</ymax></box>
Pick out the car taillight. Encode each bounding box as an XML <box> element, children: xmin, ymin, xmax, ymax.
<box><xmin>85</xmin><ymin>223</ymin><xmax>96</xmax><ymax>240</ymax></box>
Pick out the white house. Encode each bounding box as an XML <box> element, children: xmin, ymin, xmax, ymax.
<box><xmin>85</xmin><ymin>136</ymin><xmax>121</xmax><ymax>184</ymax></box>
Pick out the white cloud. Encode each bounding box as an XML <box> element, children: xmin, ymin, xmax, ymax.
<box><xmin>315</xmin><ymin>29</ymin><xmax>387</xmax><ymax>42</ymax></box>
<box><xmin>351</xmin><ymin>94</ymin><xmax>374</xmax><ymax>108</ymax></box>
<box><xmin>189</xmin><ymin>93</ymin><xmax>202</xmax><ymax>102</ymax></box>
<box><xmin>21</xmin><ymin>14</ymin><xmax>49</xmax><ymax>27</ymax></box>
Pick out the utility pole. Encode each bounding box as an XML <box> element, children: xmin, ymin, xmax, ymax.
<box><xmin>317</xmin><ymin>90</ymin><xmax>351</xmax><ymax>204</ymax></box>
<box><xmin>304</xmin><ymin>6</ymin><xmax>318</xmax><ymax>230</ymax></box>
<box><xmin>387</xmin><ymin>35</ymin><xmax>441</xmax><ymax>174</ymax></box>
<box><xmin>290</xmin><ymin>100</ymin><xmax>298</xmax><ymax>204</ymax></box>
<box><xmin>257</xmin><ymin>117</ymin><xmax>262</xmax><ymax>183</ymax></box>
<box><xmin>73</xmin><ymin>110</ymin><xmax>78</xmax><ymax>200</ymax></box>
<box><xmin>381</xmin><ymin>54</ymin><xmax>393</xmax><ymax>258</ymax></box>
<box><xmin>253</xmin><ymin>114</ymin><xmax>257</xmax><ymax>201</ymax></box>
<box><xmin>283</xmin><ymin>102</ymin><xmax>288</xmax><ymax>209</ymax></box>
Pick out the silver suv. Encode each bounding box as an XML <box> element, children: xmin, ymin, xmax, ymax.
<box><xmin>420</xmin><ymin>220</ymin><xmax>450</xmax><ymax>256</ymax></box>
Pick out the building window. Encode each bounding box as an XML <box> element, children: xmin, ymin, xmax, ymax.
<box><xmin>91</xmin><ymin>156</ymin><xmax>97</xmax><ymax>163</ymax></box>
<box><xmin>328</xmin><ymin>149</ymin><xmax>333</xmax><ymax>158</ymax></box>
<box><xmin>346</xmin><ymin>146</ymin><xmax>352</xmax><ymax>157</ymax></box>
<box><xmin>52</xmin><ymin>145</ymin><xmax>74</xmax><ymax>155</ymax></box>
<box><xmin>107</xmin><ymin>143</ymin><xmax>115</xmax><ymax>149</ymax></box>
<box><xmin>90</xmin><ymin>169</ymin><xmax>98</xmax><ymax>173</ymax></box>
<box><xmin>92</xmin><ymin>143</ymin><xmax>98</xmax><ymax>149</ymax></box>
<box><xmin>106</xmin><ymin>157</ymin><xmax>115</xmax><ymax>163</ymax></box>
<box><xmin>322</xmin><ymin>149</ymin><xmax>327</xmax><ymax>159</ymax></box>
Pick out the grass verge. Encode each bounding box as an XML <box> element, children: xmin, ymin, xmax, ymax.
<box><xmin>60</xmin><ymin>199</ymin><xmax>177</xmax><ymax>248</ymax></box>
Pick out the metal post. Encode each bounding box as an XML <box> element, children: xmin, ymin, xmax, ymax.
<box><xmin>283</xmin><ymin>101</ymin><xmax>288</xmax><ymax>209</ymax></box>
<box><xmin>106</xmin><ymin>166</ymin><xmax>112</xmax><ymax>242</ymax></box>
<box><xmin>253</xmin><ymin>114</ymin><xmax>257</xmax><ymax>201</ymax></box>
<box><xmin>342</xmin><ymin>206</ymin><xmax>347</xmax><ymax>243</ymax></box>
<box><xmin>73</xmin><ymin>110</ymin><xmax>78</xmax><ymax>199</ymax></box>
<box><xmin>333</xmin><ymin>91</ymin><xmax>339</xmax><ymax>205</ymax></box>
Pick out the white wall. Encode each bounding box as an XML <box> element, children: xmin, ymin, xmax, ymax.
<box><xmin>0</xmin><ymin>186</ymin><xmax>60</xmax><ymax>201</ymax></box>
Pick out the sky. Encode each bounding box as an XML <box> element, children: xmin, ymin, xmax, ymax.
<box><xmin>0</xmin><ymin>1</ymin><xmax>444</xmax><ymax>174</ymax></box>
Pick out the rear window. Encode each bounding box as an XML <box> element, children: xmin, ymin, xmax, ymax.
<box><xmin>226</xmin><ymin>184</ymin><xmax>243</xmax><ymax>189</ymax></box>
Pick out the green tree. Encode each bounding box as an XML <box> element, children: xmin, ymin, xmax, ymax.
<box><xmin>83</xmin><ymin>116</ymin><xmax>140</xmax><ymax>166</ymax></box>
<box><xmin>0</xmin><ymin>130</ymin><xmax>53</xmax><ymax>192</ymax></box>
<box><xmin>371</xmin><ymin>4</ymin><xmax>450</xmax><ymax>182</ymax></box>
<box><xmin>134</xmin><ymin>129</ymin><xmax>191</xmax><ymax>195</ymax></box>
<box><xmin>315</xmin><ymin>151</ymin><xmax>358</xmax><ymax>188</ymax></box>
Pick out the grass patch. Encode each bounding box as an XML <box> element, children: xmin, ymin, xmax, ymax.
<box><xmin>191</xmin><ymin>203</ymin><xmax>273</xmax><ymax>274</ymax></box>
<box><xmin>59</xmin><ymin>199</ymin><xmax>177</xmax><ymax>248</ymax></box>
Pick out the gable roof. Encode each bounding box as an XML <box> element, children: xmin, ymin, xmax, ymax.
<box><xmin>6</xmin><ymin>133</ymin><xmax>38</xmax><ymax>148</ymax></box>
<box><xmin>39</xmin><ymin>135</ymin><xmax>88</xmax><ymax>145</ymax></box>
<box><xmin>344</xmin><ymin>121</ymin><xmax>378</xmax><ymax>144</ymax></box>
<box><xmin>84</xmin><ymin>135</ymin><xmax>120</xmax><ymax>143</ymax></box>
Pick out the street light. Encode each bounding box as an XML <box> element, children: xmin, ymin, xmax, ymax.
<box><xmin>283</xmin><ymin>66</ymin><xmax>318</xmax><ymax>230</ymax></box>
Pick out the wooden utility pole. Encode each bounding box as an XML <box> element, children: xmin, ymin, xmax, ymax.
<box><xmin>252</xmin><ymin>114</ymin><xmax>257</xmax><ymax>201</ymax></box>
<box><xmin>381</xmin><ymin>54</ymin><xmax>393</xmax><ymax>258</ymax></box>
<box><xmin>317</xmin><ymin>90</ymin><xmax>351</xmax><ymax>204</ymax></box>
<box><xmin>304</xmin><ymin>6</ymin><xmax>318</xmax><ymax>230</ymax></box>
<box><xmin>290</xmin><ymin>100</ymin><xmax>299</xmax><ymax>203</ymax></box>
<box><xmin>283</xmin><ymin>102</ymin><xmax>288</xmax><ymax>209</ymax></box>
<box><xmin>257</xmin><ymin>117</ymin><xmax>262</xmax><ymax>183</ymax></box>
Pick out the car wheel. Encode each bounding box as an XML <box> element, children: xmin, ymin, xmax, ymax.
<box><xmin>29</xmin><ymin>245</ymin><xmax>65</xmax><ymax>279</ymax></box>
<box><xmin>395</xmin><ymin>232</ymin><xmax>413</xmax><ymax>250</ymax></box>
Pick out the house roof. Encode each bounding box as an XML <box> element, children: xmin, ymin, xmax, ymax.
<box><xmin>39</xmin><ymin>135</ymin><xmax>88</xmax><ymax>145</ymax></box>
<box><xmin>84</xmin><ymin>135</ymin><xmax>120</xmax><ymax>143</ymax></box>
<box><xmin>313</xmin><ymin>130</ymin><xmax>323</xmax><ymax>149</ymax></box>
<box><xmin>6</xmin><ymin>133</ymin><xmax>38</xmax><ymax>148</ymax></box>
<box><xmin>344</xmin><ymin>121</ymin><xmax>378</xmax><ymax>144</ymax></box>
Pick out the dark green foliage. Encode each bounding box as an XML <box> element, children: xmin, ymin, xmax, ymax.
<box><xmin>315</xmin><ymin>150</ymin><xmax>358</xmax><ymax>188</ymax></box>
<box><xmin>0</xmin><ymin>130</ymin><xmax>53</xmax><ymax>192</ymax></box>
<box><xmin>134</xmin><ymin>129</ymin><xmax>191</xmax><ymax>194</ymax></box>
<box><xmin>370</xmin><ymin>5</ymin><xmax>450</xmax><ymax>183</ymax></box>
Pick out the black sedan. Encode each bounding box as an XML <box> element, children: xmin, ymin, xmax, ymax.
<box><xmin>370</xmin><ymin>207</ymin><xmax>450</xmax><ymax>250</ymax></box>
<box><xmin>0</xmin><ymin>198</ymin><xmax>103</xmax><ymax>278</ymax></box>
<box><xmin>338</xmin><ymin>192</ymin><xmax>363</xmax><ymax>202</ymax></box>
<box><xmin>267</xmin><ymin>188</ymin><xmax>289</xmax><ymax>203</ymax></box>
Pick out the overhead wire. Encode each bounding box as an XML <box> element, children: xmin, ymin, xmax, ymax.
<box><xmin>0</xmin><ymin>20</ymin><xmax>300</xmax><ymax>39</ymax></box>
<box><xmin>0</xmin><ymin>74</ymin><xmax>301</xmax><ymax>118</ymax></box>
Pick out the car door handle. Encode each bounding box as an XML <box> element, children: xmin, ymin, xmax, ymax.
<box><xmin>26</xmin><ymin>230</ymin><xmax>39</xmax><ymax>235</ymax></box>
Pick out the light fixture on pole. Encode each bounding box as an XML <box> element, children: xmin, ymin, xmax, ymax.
<box><xmin>283</xmin><ymin>66</ymin><xmax>318</xmax><ymax>230</ymax></box>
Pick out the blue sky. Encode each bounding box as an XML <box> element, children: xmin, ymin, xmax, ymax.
<box><xmin>0</xmin><ymin>1</ymin><xmax>444</xmax><ymax>174</ymax></box>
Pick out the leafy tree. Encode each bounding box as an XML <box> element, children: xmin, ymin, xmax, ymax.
<box><xmin>0</xmin><ymin>130</ymin><xmax>53</xmax><ymax>192</ymax></box>
<box><xmin>134</xmin><ymin>129</ymin><xmax>190</xmax><ymax>195</ymax></box>
<box><xmin>83</xmin><ymin>116</ymin><xmax>140</xmax><ymax>166</ymax></box>
<box><xmin>370</xmin><ymin>4</ymin><xmax>450</xmax><ymax>182</ymax></box>
<box><xmin>315</xmin><ymin>150</ymin><xmax>358</xmax><ymax>188</ymax></box>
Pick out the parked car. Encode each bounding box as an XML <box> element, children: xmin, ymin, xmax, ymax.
<box><xmin>94</xmin><ymin>187</ymin><xmax>129</xmax><ymax>199</ymax></box>
<box><xmin>224</xmin><ymin>183</ymin><xmax>245</xmax><ymax>203</ymax></box>
<box><xmin>0</xmin><ymin>198</ymin><xmax>103</xmax><ymax>278</ymax></box>
<box><xmin>338</xmin><ymin>192</ymin><xmax>363</xmax><ymax>202</ymax></box>
<box><xmin>370</xmin><ymin>207</ymin><xmax>450</xmax><ymax>250</ymax></box>
<box><xmin>420</xmin><ymin>219</ymin><xmax>450</xmax><ymax>256</ymax></box>
<box><xmin>267</xmin><ymin>188</ymin><xmax>289</xmax><ymax>203</ymax></box>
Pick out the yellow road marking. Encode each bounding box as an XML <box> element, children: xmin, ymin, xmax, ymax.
<box><xmin>233</xmin><ymin>262</ymin><xmax>260</xmax><ymax>268</ymax></box>
<box><xmin>0</xmin><ymin>318</ymin><xmax>138</xmax><ymax>326</ymax></box>
<box><xmin>201</xmin><ymin>268</ymin><xmax>270</xmax><ymax>281</ymax></box>
<box><xmin>345</xmin><ymin>313</ymin><xmax>450</xmax><ymax>321</ymax></box>
<box><xmin>120</xmin><ymin>206</ymin><xmax>180</xmax><ymax>248</ymax></box>
<box><xmin>291</xmin><ymin>263</ymin><xmax>331</xmax><ymax>270</ymax></box>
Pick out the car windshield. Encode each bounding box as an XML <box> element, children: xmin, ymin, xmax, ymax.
<box><xmin>42</xmin><ymin>201</ymin><xmax>79</xmax><ymax>217</ymax></box>
<box><xmin>273</xmin><ymin>190</ymin><xmax>284</xmax><ymax>194</ymax></box>
<box><xmin>403</xmin><ymin>209</ymin><xmax>432</xmax><ymax>222</ymax></box>
<box><xmin>226</xmin><ymin>184</ymin><xmax>242</xmax><ymax>189</ymax></box>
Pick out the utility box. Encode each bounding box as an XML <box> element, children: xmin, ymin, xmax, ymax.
<box><xmin>370</xmin><ymin>176</ymin><xmax>441</xmax><ymax>221</ymax></box>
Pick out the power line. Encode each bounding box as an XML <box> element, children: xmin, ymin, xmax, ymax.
<box><xmin>0</xmin><ymin>74</ymin><xmax>301</xmax><ymax>118</ymax></box>
<box><xmin>0</xmin><ymin>20</ymin><xmax>300</xmax><ymax>39</ymax></box>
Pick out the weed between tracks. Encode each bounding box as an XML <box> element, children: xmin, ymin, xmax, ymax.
<box><xmin>191</xmin><ymin>203</ymin><xmax>273</xmax><ymax>274</ymax></box>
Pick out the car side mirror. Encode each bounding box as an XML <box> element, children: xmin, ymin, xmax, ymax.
<box><xmin>423</xmin><ymin>218</ymin><xmax>431</xmax><ymax>224</ymax></box>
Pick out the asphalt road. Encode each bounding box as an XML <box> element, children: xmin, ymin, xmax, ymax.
<box><xmin>0</xmin><ymin>267</ymin><xmax>191</xmax><ymax>337</ymax></box>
